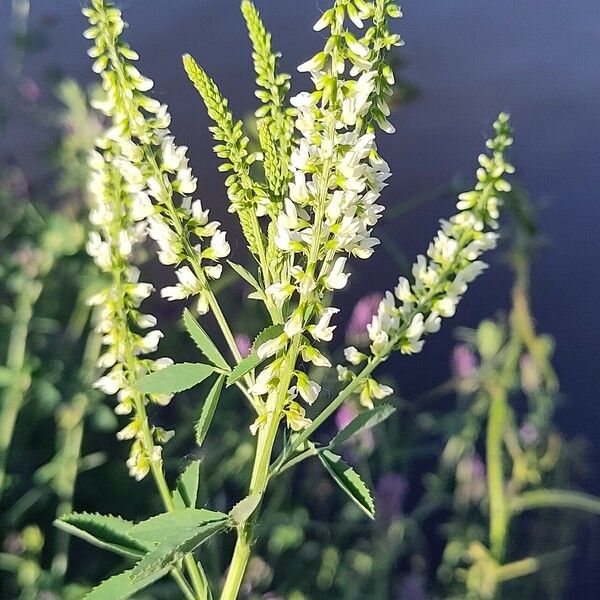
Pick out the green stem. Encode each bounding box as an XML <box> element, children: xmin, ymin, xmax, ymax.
<box><xmin>509</xmin><ymin>489</ymin><xmax>600</xmax><ymax>517</ymax></box>
<box><xmin>486</xmin><ymin>382</ymin><xmax>509</xmax><ymax>561</ymax></box>
<box><xmin>496</xmin><ymin>546</ymin><xmax>575</xmax><ymax>584</ymax></box>
<box><xmin>52</xmin><ymin>321</ymin><xmax>103</xmax><ymax>578</ymax></box>
<box><xmin>0</xmin><ymin>279</ymin><xmax>41</xmax><ymax>494</ymax></box>
<box><xmin>220</xmin><ymin>337</ymin><xmax>301</xmax><ymax>600</ymax></box>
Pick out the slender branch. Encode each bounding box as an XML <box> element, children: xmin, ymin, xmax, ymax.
<box><xmin>509</xmin><ymin>489</ymin><xmax>600</xmax><ymax>517</ymax></box>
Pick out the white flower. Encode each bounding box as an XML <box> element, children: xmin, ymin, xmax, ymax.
<box><xmin>308</xmin><ymin>308</ymin><xmax>339</xmax><ymax>342</ymax></box>
<box><xmin>297</xmin><ymin>51</ymin><xmax>326</xmax><ymax>74</ymax></box>
<box><xmin>204</xmin><ymin>264</ymin><xmax>223</xmax><ymax>279</ymax></box>
<box><xmin>324</xmin><ymin>257</ymin><xmax>350</xmax><ymax>290</ymax></box>
<box><xmin>405</xmin><ymin>313</ymin><xmax>425</xmax><ymax>341</ymax></box>
<box><xmin>284</xmin><ymin>309</ymin><xmax>304</xmax><ymax>337</ymax></box>
<box><xmin>257</xmin><ymin>333</ymin><xmax>288</xmax><ymax>359</ymax></box>
<box><xmin>394</xmin><ymin>277</ymin><xmax>411</xmax><ymax>302</ymax></box>
<box><xmin>344</xmin><ymin>346</ymin><xmax>366</xmax><ymax>365</ymax></box>
<box><xmin>265</xmin><ymin>283</ymin><xmax>295</xmax><ymax>308</ymax></box>
<box><xmin>249</xmin><ymin>361</ymin><xmax>280</xmax><ymax>396</ymax></box>
<box><xmin>433</xmin><ymin>296</ymin><xmax>458</xmax><ymax>318</ymax></box>
<box><xmin>176</xmin><ymin>167</ymin><xmax>197</xmax><ymax>194</ymax></box>
<box><xmin>139</xmin><ymin>330</ymin><xmax>163</xmax><ymax>354</ymax></box>
<box><xmin>161</xmin><ymin>266</ymin><xmax>201</xmax><ymax>301</ymax></box>
<box><xmin>301</xmin><ymin>345</ymin><xmax>331</xmax><ymax>368</ymax></box>
<box><xmin>294</xmin><ymin>372</ymin><xmax>321</xmax><ymax>405</ymax></box>
<box><xmin>203</xmin><ymin>230</ymin><xmax>230</xmax><ymax>260</ymax></box>
<box><xmin>93</xmin><ymin>370</ymin><xmax>124</xmax><ymax>395</ymax></box>
<box><xmin>130</xmin><ymin>191</ymin><xmax>155</xmax><ymax>221</ymax></box>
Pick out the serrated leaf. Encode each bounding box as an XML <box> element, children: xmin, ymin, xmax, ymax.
<box><xmin>135</xmin><ymin>363</ymin><xmax>216</xmax><ymax>394</ymax></box>
<box><xmin>55</xmin><ymin>513</ymin><xmax>148</xmax><ymax>560</ymax></box>
<box><xmin>183</xmin><ymin>309</ymin><xmax>230</xmax><ymax>371</ymax></box>
<box><xmin>318</xmin><ymin>450</ymin><xmax>375</xmax><ymax>519</ymax></box>
<box><xmin>84</xmin><ymin>565</ymin><xmax>170</xmax><ymax>600</ymax></box>
<box><xmin>195</xmin><ymin>374</ymin><xmax>226</xmax><ymax>447</ymax></box>
<box><xmin>229</xmin><ymin>494</ymin><xmax>261</xmax><ymax>525</ymax></box>
<box><xmin>130</xmin><ymin>518</ymin><xmax>228</xmax><ymax>581</ymax></box>
<box><xmin>127</xmin><ymin>508</ymin><xmax>229</xmax><ymax>544</ymax></box>
<box><xmin>226</xmin><ymin>325</ymin><xmax>284</xmax><ymax>386</ymax></box>
<box><xmin>173</xmin><ymin>460</ymin><xmax>201</xmax><ymax>510</ymax></box>
<box><xmin>329</xmin><ymin>404</ymin><xmax>396</xmax><ymax>450</ymax></box>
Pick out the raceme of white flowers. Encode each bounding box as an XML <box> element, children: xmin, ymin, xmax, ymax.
<box><xmin>83</xmin><ymin>0</ymin><xmax>514</xmax><ymax>478</ymax></box>
<box><xmin>338</xmin><ymin>113</ymin><xmax>513</xmax><ymax>408</ymax></box>
<box><xmin>84</xmin><ymin>0</ymin><xmax>230</xmax><ymax>479</ymax></box>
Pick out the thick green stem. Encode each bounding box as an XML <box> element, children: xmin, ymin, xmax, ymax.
<box><xmin>486</xmin><ymin>382</ymin><xmax>509</xmax><ymax>561</ymax></box>
<box><xmin>220</xmin><ymin>338</ymin><xmax>301</xmax><ymax>600</ymax></box>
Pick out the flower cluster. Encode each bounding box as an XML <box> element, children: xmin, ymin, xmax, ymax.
<box><xmin>84</xmin><ymin>0</ymin><xmax>230</xmax><ymax>317</ymax></box>
<box><xmin>242</xmin><ymin>1</ymin><xmax>402</xmax><ymax>421</ymax></box>
<box><xmin>340</xmin><ymin>113</ymin><xmax>514</xmax><ymax>407</ymax></box>
<box><xmin>86</xmin><ymin>144</ymin><xmax>173</xmax><ymax>480</ymax></box>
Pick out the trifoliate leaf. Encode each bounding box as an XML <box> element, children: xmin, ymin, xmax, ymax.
<box><xmin>55</xmin><ymin>513</ymin><xmax>148</xmax><ymax>560</ymax></box>
<box><xmin>226</xmin><ymin>325</ymin><xmax>284</xmax><ymax>386</ymax></box>
<box><xmin>183</xmin><ymin>309</ymin><xmax>230</xmax><ymax>371</ymax></box>
<box><xmin>127</xmin><ymin>508</ymin><xmax>229</xmax><ymax>544</ymax></box>
<box><xmin>83</xmin><ymin>565</ymin><xmax>170</xmax><ymax>600</ymax></box>
<box><xmin>195</xmin><ymin>374</ymin><xmax>226</xmax><ymax>447</ymax></box>
<box><xmin>135</xmin><ymin>363</ymin><xmax>216</xmax><ymax>394</ymax></box>
<box><xmin>329</xmin><ymin>404</ymin><xmax>396</xmax><ymax>450</ymax></box>
<box><xmin>318</xmin><ymin>450</ymin><xmax>375</xmax><ymax>519</ymax></box>
<box><xmin>130</xmin><ymin>514</ymin><xmax>229</xmax><ymax>581</ymax></box>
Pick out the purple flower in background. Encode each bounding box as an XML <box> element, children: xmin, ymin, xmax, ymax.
<box><xmin>234</xmin><ymin>333</ymin><xmax>252</xmax><ymax>358</ymax></box>
<box><xmin>452</xmin><ymin>344</ymin><xmax>477</xmax><ymax>379</ymax></box>
<box><xmin>455</xmin><ymin>452</ymin><xmax>486</xmax><ymax>505</ymax></box>
<box><xmin>520</xmin><ymin>354</ymin><xmax>541</xmax><ymax>394</ymax></box>
<box><xmin>345</xmin><ymin>292</ymin><xmax>383</xmax><ymax>345</ymax></box>
<box><xmin>376</xmin><ymin>472</ymin><xmax>408</xmax><ymax>526</ymax></box>
<box><xmin>335</xmin><ymin>404</ymin><xmax>374</xmax><ymax>460</ymax></box>
<box><xmin>335</xmin><ymin>404</ymin><xmax>357</xmax><ymax>431</ymax></box>
<box><xmin>519</xmin><ymin>421</ymin><xmax>539</xmax><ymax>446</ymax></box>
<box><xmin>18</xmin><ymin>78</ymin><xmax>41</xmax><ymax>103</ymax></box>
<box><xmin>398</xmin><ymin>573</ymin><xmax>427</xmax><ymax>600</ymax></box>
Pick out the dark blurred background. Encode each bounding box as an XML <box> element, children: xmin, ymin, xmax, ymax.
<box><xmin>1</xmin><ymin>0</ymin><xmax>599</xmax><ymax>596</ymax></box>
<box><xmin>3</xmin><ymin>0</ymin><xmax>596</xmax><ymax>478</ymax></box>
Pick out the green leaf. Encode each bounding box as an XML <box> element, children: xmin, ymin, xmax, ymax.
<box><xmin>183</xmin><ymin>309</ymin><xmax>230</xmax><ymax>371</ymax></box>
<box><xmin>329</xmin><ymin>404</ymin><xmax>396</xmax><ymax>450</ymax></box>
<box><xmin>318</xmin><ymin>450</ymin><xmax>375</xmax><ymax>519</ymax></box>
<box><xmin>55</xmin><ymin>513</ymin><xmax>148</xmax><ymax>560</ymax></box>
<box><xmin>229</xmin><ymin>494</ymin><xmax>261</xmax><ymax>525</ymax></box>
<box><xmin>131</xmin><ymin>515</ymin><xmax>229</xmax><ymax>581</ymax></box>
<box><xmin>173</xmin><ymin>460</ymin><xmax>202</xmax><ymax>510</ymax></box>
<box><xmin>195</xmin><ymin>374</ymin><xmax>226</xmax><ymax>447</ymax></box>
<box><xmin>84</xmin><ymin>565</ymin><xmax>170</xmax><ymax>600</ymax></box>
<box><xmin>127</xmin><ymin>508</ymin><xmax>229</xmax><ymax>544</ymax></box>
<box><xmin>227</xmin><ymin>260</ymin><xmax>264</xmax><ymax>296</ymax></box>
<box><xmin>135</xmin><ymin>363</ymin><xmax>216</xmax><ymax>394</ymax></box>
<box><xmin>226</xmin><ymin>325</ymin><xmax>284</xmax><ymax>386</ymax></box>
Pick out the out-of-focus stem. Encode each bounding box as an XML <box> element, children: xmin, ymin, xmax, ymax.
<box><xmin>51</xmin><ymin>317</ymin><xmax>103</xmax><ymax>578</ymax></box>
<box><xmin>486</xmin><ymin>381</ymin><xmax>509</xmax><ymax>561</ymax></box>
<box><xmin>0</xmin><ymin>279</ymin><xmax>41</xmax><ymax>495</ymax></box>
